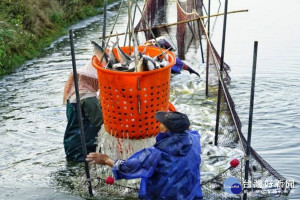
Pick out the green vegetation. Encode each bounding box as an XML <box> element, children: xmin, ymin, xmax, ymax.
<box><xmin>0</xmin><ymin>0</ymin><xmax>117</xmax><ymax>76</ymax></box>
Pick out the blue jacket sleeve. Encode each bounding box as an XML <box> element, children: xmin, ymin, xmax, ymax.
<box><xmin>112</xmin><ymin>147</ymin><xmax>161</xmax><ymax>180</ymax></box>
<box><xmin>171</xmin><ymin>57</ymin><xmax>184</xmax><ymax>73</ymax></box>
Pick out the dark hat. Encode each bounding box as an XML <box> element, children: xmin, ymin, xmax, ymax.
<box><xmin>155</xmin><ymin>111</ymin><xmax>190</xmax><ymax>133</ymax></box>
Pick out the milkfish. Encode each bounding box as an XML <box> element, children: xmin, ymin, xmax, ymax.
<box><xmin>158</xmin><ymin>60</ymin><xmax>169</xmax><ymax>68</ymax></box>
<box><xmin>136</xmin><ymin>55</ymin><xmax>158</xmax><ymax>72</ymax></box>
<box><xmin>116</xmin><ymin>44</ymin><xmax>133</xmax><ymax>66</ymax></box>
<box><xmin>112</xmin><ymin>63</ymin><xmax>135</xmax><ymax>72</ymax></box>
<box><xmin>108</xmin><ymin>41</ymin><xmax>119</xmax><ymax>65</ymax></box>
<box><xmin>114</xmin><ymin>34</ymin><xmax>133</xmax><ymax>66</ymax></box>
<box><xmin>91</xmin><ymin>41</ymin><xmax>112</xmax><ymax>68</ymax></box>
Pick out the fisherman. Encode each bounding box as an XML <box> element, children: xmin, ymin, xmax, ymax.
<box><xmin>63</xmin><ymin>61</ymin><xmax>103</xmax><ymax>162</ymax></box>
<box><xmin>86</xmin><ymin>111</ymin><xmax>203</xmax><ymax>200</ymax></box>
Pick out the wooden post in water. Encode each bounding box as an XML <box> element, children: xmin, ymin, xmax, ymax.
<box><xmin>214</xmin><ymin>0</ymin><xmax>228</xmax><ymax>146</ymax></box>
<box><xmin>69</xmin><ymin>29</ymin><xmax>93</xmax><ymax>197</ymax></box>
<box><xmin>243</xmin><ymin>41</ymin><xmax>258</xmax><ymax>200</ymax></box>
<box><xmin>207</xmin><ymin>0</ymin><xmax>211</xmax><ymax>42</ymax></box>
<box><xmin>197</xmin><ymin>20</ymin><xmax>205</xmax><ymax>63</ymax></box>
<box><xmin>195</xmin><ymin>0</ymin><xmax>204</xmax><ymax>63</ymax></box>
<box><xmin>102</xmin><ymin>0</ymin><xmax>107</xmax><ymax>48</ymax></box>
<box><xmin>205</xmin><ymin>0</ymin><xmax>211</xmax><ymax>96</ymax></box>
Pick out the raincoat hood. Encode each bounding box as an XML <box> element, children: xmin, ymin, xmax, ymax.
<box><xmin>155</xmin><ymin>131</ymin><xmax>192</xmax><ymax>156</ymax></box>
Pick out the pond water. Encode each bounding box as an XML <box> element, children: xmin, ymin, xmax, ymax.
<box><xmin>210</xmin><ymin>0</ymin><xmax>300</xmax><ymax>199</ymax></box>
<box><xmin>0</xmin><ymin>0</ymin><xmax>299</xmax><ymax>199</ymax></box>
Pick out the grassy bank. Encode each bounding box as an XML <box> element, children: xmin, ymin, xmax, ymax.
<box><xmin>0</xmin><ymin>0</ymin><xmax>117</xmax><ymax>76</ymax></box>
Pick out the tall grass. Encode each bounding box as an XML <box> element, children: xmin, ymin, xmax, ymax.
<box><xmin>0</xmin><ymin>0</ymin><xmax>116</xmax><ymax>76</ymax></box>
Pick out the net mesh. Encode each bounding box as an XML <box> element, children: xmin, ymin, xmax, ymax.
<box><xmin>197</xmin><ymin>2</ymin><xmax>292</xmax><ymax>198</ymax></box>
<box><xmin>89</xmin><ymin>0</ymin><xmax>292</xmax><ymax>198</ymax></box>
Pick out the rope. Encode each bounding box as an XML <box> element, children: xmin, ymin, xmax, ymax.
<box><xmin>197</xmin><ymin>6</ymin><xmax>287</xmax><ymax>183</ymax></box>
<box><xmin>194</xmin><ymin>9</ymin><xmax>247</xmax><ymax>158</ymax></box>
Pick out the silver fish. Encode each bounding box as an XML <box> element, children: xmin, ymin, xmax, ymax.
<box><xmin>115</xmin><ymin>33</ymin><xmax>133</xmax><ymax>65</ymax></box>
<box><xmin>91</xmin><ymin>41</ymin><xmax>112</xmax><ymax>68</ymax></box>
<box><xmin>158</xmin><ymin>60</ymin><xmax>169</xmax><ymax>68</ymax></box>
<box><xmin>109</xmin><ymin>39</ymin><xmax>119</xmax><ymax>65</ymax></box>
<box><xmin>143</xmin><ymin>55</ymin><xmax>158</xmax><ymax>70</ymax></box>
<box><xmin>136</xmin><ymin>55</ymin><xmax>158</xmax><ymax>72</ymax></box>
<box><xmin>112</xmin><ymin>63</ymin><xmax>135</xmax><ymax>72</ymax></box>
<box><xmin>116</xmin><ymin>45</ymin><xmax>133</xmax><ymax>65</ymax></box>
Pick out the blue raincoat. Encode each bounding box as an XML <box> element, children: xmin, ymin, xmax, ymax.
<box><xmin>112</xmin><ymin>130</ymin><xmax>203</xmax><ymax>200</ymax></box>
<box><xmin>171</xmin><ymin>57</ymin><xmax>185</xmax><ymax>74</ymax></box>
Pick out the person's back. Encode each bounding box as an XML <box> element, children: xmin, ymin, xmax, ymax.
<box><xmin>63</xmin><ymin>61</ymin><xmax>103</xmax><ymax>162</ymax></box>
<box><xmin>86</xmin><ymin>111</ymin><xmax>203</xmax><ymax>199</ymax></box>
<box><xmin>141</xmin><ymin>130</ymin><xmax>202</xmax><ymax>200</ymax></box>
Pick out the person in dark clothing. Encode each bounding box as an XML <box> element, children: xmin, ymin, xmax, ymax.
<box><xmin>63</xmin><ymin>61</ymin><xmax>103</xmax><ymax>162</ymax></box>
<box><xmin>86</xmin><ymin>111</ymin><xmax>203</xmax><ymax>199</ymax></box>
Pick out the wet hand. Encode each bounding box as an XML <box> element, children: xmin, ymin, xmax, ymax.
<box><xmin>86</xmin><ymin>153</ymin><xmax>114</xmax><ymax>167</ymax></box>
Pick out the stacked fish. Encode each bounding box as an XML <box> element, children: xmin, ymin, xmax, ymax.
<box><xmin>91</xmin><ymin>38</ymin><xmax>171</xmax><ymax>73</ymax></box>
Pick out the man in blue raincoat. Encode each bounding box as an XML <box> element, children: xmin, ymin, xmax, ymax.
<box><xmin>86</xmin><ymin>111</ymin><xmax>203</xmax><ymax>200</ymax></box>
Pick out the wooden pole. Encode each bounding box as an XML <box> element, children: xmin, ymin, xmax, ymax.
<box><xmin>197</xmin><ymin>19</ymin><xmax>205</xmax><ymax>63</ymax></box>
<box><xmin>102</xmin><ymin>0</ymin><xmax>107</xmax><ymax>48</ymax></box>
<box><xmin>194</xmin><ymin>0</ymin><xmax>204</xmax><ymax>63</ymax></box>
<box><xmin>69</xmin><ymin>29</ymin><xmax>93</xmax><ymax>197</ymax></box>
<box><xmin>215</xmin><ymin>0</ymin><xmax>228</xmax><ymax>146</ymax></box>
<box><xmin>243</xmin><ymin>41</ymin><xmax>258</xmax><ymax>200</ymax></box>
<box><xmin>205</xmin><ymin>0</ymin><xmax>211</xmax><ymax>96</ymax></box>
<box><xmin>207</xmin><ymin>0</ymin><xmax>211</xmax><ymax>38</ymax></box>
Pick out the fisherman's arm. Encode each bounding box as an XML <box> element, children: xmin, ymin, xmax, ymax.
<box><xmin>86</xmin><ymin>152</ymin><xmax>114</xmax><ymax>167</ymax></box>
<box><xmin>86</xmin><ymin>148</ymin><xmax>161</xmax><ymax>180</ymax></box>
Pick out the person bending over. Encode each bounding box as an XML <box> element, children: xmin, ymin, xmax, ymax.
<box><xmin>63</xmin><ymin>61</ymin><xmax>103</xmax><ymax>162</ymax></box>
<box><xmin>86</xmin><ymin>111</ymin><xmax>203</xmax><ymax>200</ymax></box>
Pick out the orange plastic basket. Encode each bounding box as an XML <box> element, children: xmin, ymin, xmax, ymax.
<box><xmin>92</xmin><ymin>46</ymin><xmax>176</xmax><ymax>139</ymax></box>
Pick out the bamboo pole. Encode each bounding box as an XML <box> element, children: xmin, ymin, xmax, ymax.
<box><xmin>102</xmin><ymin>0</ymin><xmax>107</xmax><ymax>48</ymax></box>
<box><xmin>99</xmin><ymin>9</ymin><xmax>248</xmax><ymax>39</ymax></box>
<box><xmin>243</xmin><ymin>41</ymin><xmax>258</xmax><ymax>200</ymax></box>
<box><xmin>69</xmin><ymin>29</ymin><xmax>93</xmax><ymax>197</ymax></box>
<box><xmin>205</xmin><ymin>0</ymin><xmax>211</xmax><ymax>96</ymax></box>
<box><xmin>215</xmin><ymin>0</ymin><xmax>229</xmax><ymax>146</ymax></box>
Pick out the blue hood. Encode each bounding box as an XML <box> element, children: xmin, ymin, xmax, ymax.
<box><xmin>154</xmin><ymin>131</ymin><xmax>192</xmax><ymax>156</ymax></box>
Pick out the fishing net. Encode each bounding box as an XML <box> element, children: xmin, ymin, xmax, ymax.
<box><xmin>199</xmin><ymin>5</ymin><xmax>292</xmax><ymax>198</ymax></box>
<box><xmin>87</xmin><ymin>0</ymin><xmax>293</xmax><ymax>198</ymax></box>
<box><xmin>134</xmin><ymin>0</ymin><xmax>166</xmax><ymax>40</ymax></box>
